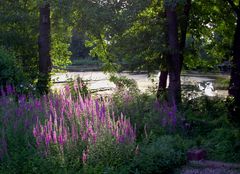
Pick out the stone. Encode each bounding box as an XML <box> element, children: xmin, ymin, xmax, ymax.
<box><xmin>187</xmin><ymin>149</ymin><xmax>207</xmax><ymax>161</ymax></box>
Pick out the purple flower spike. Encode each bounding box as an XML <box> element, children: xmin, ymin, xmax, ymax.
<box><xmin>53</xmin><ymin>130</ymin><xmax>57</xmax><ymax>144</ymax></box>
<box><xmin>6</xmin><ymin>85</ymin><xmax>14</xmax><ymax>95</ymax></box>
<box><xmin>82</xmin><ymin>149</ymin><xmax>87</xmax><ymax>164</ymax></box>
<box><xmin>32</xmin><ymin>84</ymin><xmax>136</xmax><ymax>154</ymax></box>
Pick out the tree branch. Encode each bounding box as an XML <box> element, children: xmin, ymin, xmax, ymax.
<box><xmin>225</xmin><ymin>0</ymin><xmax>240</xmax><ymax>16</ymax></box>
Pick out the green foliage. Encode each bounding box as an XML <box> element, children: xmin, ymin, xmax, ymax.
<box><xmin>110</xmin><ymin>1</ymin><xmax>165</xmax><ymax>72</ymax></box>
<box><xmin>85</xmin><ymin>34</ymin><xmax>119</xmax><ymax>72</ymax></box>
<box><xmin>109</xmin><ymin>75</ymin><xmax>139</xmax><ymax>91</ymax></box>
<box><xmin>37</xmin><ymin>73</ymin><xmax>52</xmax><ymax>94</ymax></box>
<box><xmin>214</xmin><ymin>76</ymin><xmax>230</xmax><ymax>90</ymax></box>
<box><xmin>179</xmin><ymin>96</ymin><xmax>240</xmax><ymax>163</ymax></box>
<box><xmin>67</xmin><ymin>77</ymin><xmax>90</xmax><ymax>98</ymax></box>
<box><xmin>51</xmin><ymin>17</ymin><xmax>72</xmax><ymax>71</ymax></box>
<box><xmin>71</xmin><ymin>58</ymin><xmax>101</xmax><ymax>66</ymax></box>
<box><xmin>185</xmin><ymin>0</ymin><xmax>235</xmax><ymax>70</ymax></box>
<box><xmin>180</xmin><ymin>97</ymin><xmax>231</xmax><ymax>137</ymax></box>
<box><xmin>203</xmin><ymin>128</ymin><xmax>240</xmax><ymax>162</ymax></box>
<box><xmin>181</xmin><ymin>96</ymin><xmax>228</xmax><ymax>123</ymax></box>
<box><xmin>86</xmin><ymin>134</ymin><xmax>135</xmax><ymax>170</ymax></box>
<box><xmin>0</xmin><ymin>47</ymin><xmax>25</xmax><ymax>86</ymax></box>
<box><xmin>0</xmin><ymin>1</ymin><xmax>38</xmax><ymax>79</ymax></box>
<box><xmin>51</xmin><ymin>37</ymin><xmax>72</xmax><ymax>70</ymax></box>
<box><xmin>131</xmin><ymin>135</ymin><xmax>187</xmax><ymax>174</ymax></box>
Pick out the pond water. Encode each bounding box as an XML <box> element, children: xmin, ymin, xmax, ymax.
<box><xmin>52</xmin><ymin>71</ymin><xmax>228</xmax><ymax>97</ymax></box>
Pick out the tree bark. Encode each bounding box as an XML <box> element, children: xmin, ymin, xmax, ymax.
<box><xmin>179</xmin><ymin>0</ymin><xmax>192</xmax><ymax>70</ymax></box>
<box><xmin>37</xmin><ymin>3</ymin><xmax>51</xmax><ymax>94</ymax></box>
<box><xmin>157</xmin><ymin>70</ymin><xmax>168</xmax><ymax>99</ymax></box>
<box><xmin>165</xmin><ymin>5</ymin><xmax>181</xmax><ymax>105</ymax></box>
<box><xmin>157</xmin><ymin>1</ymin><xmax>191</xmax><ymax>101</ymax></box>
<box><xmin>228</xmin><ymin>15</ymin><xmax>240</xmax><ymax>124</ymax></box>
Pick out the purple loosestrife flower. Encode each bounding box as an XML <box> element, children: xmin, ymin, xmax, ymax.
<box><xmin>18</xmin><ymin>95</ymin><xmax>26</xmax><ymax>104</ymax></box>
<box><xmin>34</xmin><ymin>99</ymin><xmax>42</xmax><ymax>110</ymax></box>
<box><xmin>79</xmin><ymin>95</ymin><xmax>85</xmax><ymax>111</ymax></box>
<box><xmin>63</xmin><ymin>126</ymin><xmax>68</xmax><ymax>142</ymax></box>
<box><xmin>99</xmin><ymin>105</ymin><xmax>106</xmax><ymax>123</ymax></box>
<box><xmin>118</xmin><ymin>135</ymin><xmax>125</xmax><ymax>143</ymax></box>
<box><xmin>92</xmin><ymin>132</ymin><xmax>97</xmax><ymax>143</ymax></box>
<box><xmin>81</xmin><ymin>131</ymin><xmax>88</xmax><ymax>141</ymax></box>
<box><xmin>58</xmin><ymin>135</ymin><xmax>63</xmax><ymax>145</ymax></box>
<box><xmin>24</xmin><ymin>119</ymin><xmax>30</xmax><ymax>129</ymax></box>
<box><xmin>107</xmin><ymin>116</ymin><xmax>113</xmax><ymax>129</ymax></box>
<box><xmin>33</xmin><ymin>85</ymin><xmax>136</xmax><ymax>155</ymax></box>
<box><xmin>45</xmin><ymin>133</ymin><xmax>51</xmax><ymax>147</ymax></box>
<box><xmin>82</xmin><ymin>149</ymin><xmax>87</xmax><ymax>165</ymax></box>
<box><xmin>52</xmin><ymin>130</ymin><xmax>57</xmax><ymax>144</ymax></box>
<box><xmin>65</xmin><ymin>85</ymin><xmax>70</xmax><ymax>94</ymax></box>
<box><xmin>169</xmin><ymin>110</ymin><xmax>177</xmax><ymax>127</ymax></box>
<box><xmin>71</xmin><ymin>124</ymin><xmax>78</xmax><ymax>142</ymax></box>
<box><xmin>6</xmin><ymin>85</ymin><xmax>14</xmax><ymax>95</ymax></box>
<box><xmin>73</xmin><ymin>81</ymin><xmax>78</xmax><ymax>92</ymax></box>
<box><xmin>95</xmin><ymin>100</ymin><xmax>100</xmax><ymax>117</ymax></box>
<box><xmin>33</xmin><ymin>127</ymin><xmax>38</xmax><ymax>138</ymax></box>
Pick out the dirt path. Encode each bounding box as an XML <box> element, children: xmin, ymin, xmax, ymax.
<box><xmin>180</xmin><ymin>161</ymin><xmax>240</xmax><ymax>174</ymax></box>
<box><xmin>180</xmin><ymin>167</ymin><xmax>240</xmax><ymax>174</ymax></box>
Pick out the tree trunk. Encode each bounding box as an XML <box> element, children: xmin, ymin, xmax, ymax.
<box><xmin>165</xmin><ymin>5</ymin><xmax>181</xmax><ymax>105</ymax></box>
<box><xmin>179</xmin><ymin>0</ymin><xmax>192</xmax><ymax>70</ymax></box>
<box><xmin>37</xmin><ymin>3</ymin><xmax>51</xmax><ymax>94</ymax></box>
<box><xmin>157</xmin><ymin>70</ymin><xmax>168</xmax><ymax>99</ymax></box>
<box><xmin>157</xmin><ymin>2</ymin><xmax>191</xmax><ymax>101</ymax></box>
<box><xmin>228</xmin><ymin>15</ymin><xmax>240</xmax><ymax>124</ymax></box>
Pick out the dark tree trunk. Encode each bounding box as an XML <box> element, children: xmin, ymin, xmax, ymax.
<box><xmin>179</xmin><ymin>0</ymin><xmax>192</xmax><ymax>70</ymax></box>
<box><xmin>228</xmin><ymin>16</ymin><xmax>240</xmax><ymax>124</ymax></box>
<box><xmin>157</xmin><ymin>70</ymin><xmax>168</xmax><ymax>99</ymax></box>
<box><xmin>165</xmin><ymin>5</ymin><xmax>181</xmax><ymax>105</ymax></box>
<box><xmin>37</xmin><ymin>3</ymin><xmax>51</xmax><ymax>94</ymax></box>
<box><xmin>157</xmin><ymin>2</ymin><xmax>191</xmax><ymax>101</ymax></box>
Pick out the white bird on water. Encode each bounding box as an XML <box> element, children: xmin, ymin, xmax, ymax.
<box><xmin>198</xmin><ymin>83</ymin><xmax>205</xmax><ymax>91</ymax></box>
<box><xmin>204</xmin><ymin>82</ymin><xmax>216</xmax><ymax>97</ymax></box>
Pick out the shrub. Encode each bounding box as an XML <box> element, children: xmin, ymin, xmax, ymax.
<box><xmin>0</xmin><ymin>47</ymin><xmax>25</xmax><ymax>86</ymax></box>
<box><xmin>130</xmin><ymin>135</ymin><xmax>187</xmax><ymax>174</ymax></box>
<box><xmin>214</xmin><ymin>76</ymin><xmax>230</xmax><ymax>90</ymax></box>
<box><xmin>0</xmin><ymin>47</ymin><xmax>36</xmax><ymax>95</ymax></box>
<box><xmin>181</xmin><ymin>96</ymin><xmax>228</xmax><ymax>122</ymax></box>
<box><xmin>203</xmin><ymin>128</ymin><xmax>240</xmax><ymax>162</ymax></box>
<box><xmin>111</xmin><ymin>89</ymin><xmax>183</xmax><ymax>140</ymax></box>
<box><xmin>179</xmin><ymin>96</ymin><xmax>231</xmax><ymax>137</ymax></box>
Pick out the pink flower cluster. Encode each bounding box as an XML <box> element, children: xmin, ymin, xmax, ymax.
<box><xmin>0</xmin><ymin>84</ymin><xmax>136</xmax><ymax>163</ymax></box>
<box><xmin>32</xmin><ymin>85</ymin><xmax>136</xmax><ymax>157</ymax></box>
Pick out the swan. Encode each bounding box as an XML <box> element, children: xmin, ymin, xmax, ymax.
<box><xmin>204</xmin><ymin>82</ymin><xmax>216</xmax><ymax>97</ymax></box>
<box><xmin>198</xmin><ymin>83</ymin><xmax>205</xmax><ymax>91</ymax></box>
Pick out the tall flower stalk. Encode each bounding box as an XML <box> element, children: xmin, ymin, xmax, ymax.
<box><xmin>0</xmin><ymin>84</ymin><xmax>136</xmax><ymax>165</ymax></box>
<box><xmin>32</xmin><ymin>84</ymin><xmax>136</xmax><ymax>163</ymax></box>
